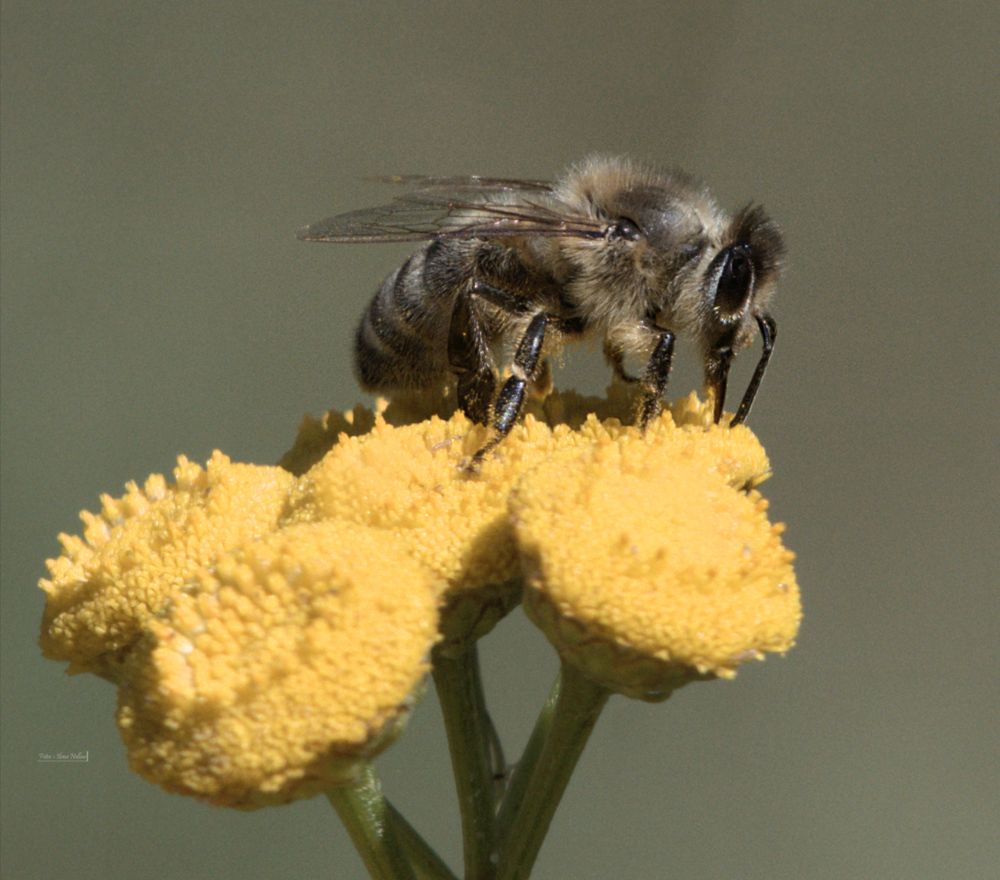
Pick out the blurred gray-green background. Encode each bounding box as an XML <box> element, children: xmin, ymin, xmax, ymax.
<box><xmin>2</xmin><ymin>3</ymin><xmax>997</xmax><ymax>878</ymax></box>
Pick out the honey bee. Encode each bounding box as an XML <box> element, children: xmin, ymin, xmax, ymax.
<box><xmin>300</xmin><ymin>156</ymin><xmax>785</xmax><ymax>463</ymax></box>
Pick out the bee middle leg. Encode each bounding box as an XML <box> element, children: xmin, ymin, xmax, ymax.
<box><xmin>470</xmin><ymin>311</ymin><xmax>549</xmax><ymax>467</ymax></box>
<box><xmin>637</xmin><ymin>329</ymin><xmax>676</xmax><ymax>429</ymax></box>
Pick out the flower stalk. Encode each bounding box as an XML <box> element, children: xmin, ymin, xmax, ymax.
<box><xmin>432</xmin><ymin>645</ymin><xmax>501</xmax><ymax>880</ymax></box>
<box><xmin>387</xmin><ymin>804</ymin><xmax>460</xmax><ymax>880</ymax></box>
<box><xmin>497</xmin><ymin>662</ymin><xmax>611</xmax><ymax>880</ymax></box>
<box><xmin>495</xmin><ymin>669</ymin><xmax>561</xmax><ymax>846</ymax></box>
<box><xmin>326</xmin><ymin>765</ymin><xmax>417</xmax><ymax>880</ymax></box>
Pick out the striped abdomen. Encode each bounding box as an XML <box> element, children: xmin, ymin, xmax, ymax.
<box><xmin>353</xmin><ymin>243</ymin><xmax>460</xmax><ymax>392</ymax></box>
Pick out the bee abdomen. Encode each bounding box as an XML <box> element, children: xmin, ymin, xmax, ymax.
<box><xmin>354</xmin><ymin>249</ymin><xmax>453</xmax><ymax>391</ymax></box>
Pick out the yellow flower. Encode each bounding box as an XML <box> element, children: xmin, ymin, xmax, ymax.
<box><xmin>510</xmin><ymin>412</ymin><xmax>799</xmax><ymax>698</ymax></box>
<box><xmin>39</xmin><ymin>385</ymin><xmax>799</xmax><ymax>811</ymax></box>
<box><xmin>284</xmin><ymin>408</ymin><xmax>557</xmax><ymax>651</ymax></box>
<box><xmin>278</xmin><ymin>388</ymin><xmax>780</xmax><ymax>659</ymax></box>
<box><xmin>39</xmin><ymin>452</ymin><xmax>295</xmax><ymax>677</ymax></box>
<box><xmin>117</xmin><ymin>521</ymin><xmax>438</xmax><ymax>808</ymax></box>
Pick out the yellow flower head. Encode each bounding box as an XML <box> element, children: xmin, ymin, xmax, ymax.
<box><xmin>511</xmin><ymin>412</ymin><xmax>800</xmax><ymax>699</ymax></box>
<box><xmin>279</xmin><ymin>388</ymin><xmax>778</xmax><ymax>658</ymax></box>
<box><xmin>39</xmin><ymin>452</ymin><xmax>295</xmax><ymax>676</ymax></box>
<box><xmin>284</xmin><ymin>409</ymin><xmax>560</xmax><ymax>651</ymax></box>
<box><xmin>39</xmin><ymin>385</ymin><xmax>800</xmax><ymax>811</ymax></box>
<box><xmin>117</xmin><ymin>521</ymin><xmax>438</xmax><ymax>809</ymax></box>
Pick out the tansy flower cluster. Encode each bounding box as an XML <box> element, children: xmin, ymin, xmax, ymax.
<box><xmin>39</xmin><ymin>388</ymin><xmax>800</xmax><ymax>820</ymax></box>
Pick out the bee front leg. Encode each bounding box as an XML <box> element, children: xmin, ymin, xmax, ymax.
<box><xmin>730</xmin><ymin>313</ymin><xmax>776</xmax><ymax>426</ymax></box>
<box><xmin>470</xmin><ymin>311</ymin><xmax>549</xmax><ymax>467</ymax></box>
<box><xmin>448</xmin><ymin>289</ymin><xmax>496</xmax><ymax>425</ymax></box>
<box><xmin>704</xmin><ymin>346</ymin><xmax>734</xmax><ymax>424</ymax></box>
<box><xmin>637</xmin><ymin>329</ymin><xmax>676</xmax><ymax>429</ymax></box>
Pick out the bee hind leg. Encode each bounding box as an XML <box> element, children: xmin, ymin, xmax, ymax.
<box><xmin>448</xmin><ymin>289</ymin><xmax>496</xmax><ymax>425</ymax></box>
<box><xmin>470</xmin><ymin>311</ymin><xmax>549</xmax><ymax>468</ymax></box>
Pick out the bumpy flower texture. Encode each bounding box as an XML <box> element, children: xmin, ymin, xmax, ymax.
<box><xmin>40</xmin><ymin>453</ymin><xmax>438</xmax><ymax>807</ymax></box>
<box><xmin>512</xmin><ymin>420</ymin><xmax>799</xmax><ymax>698</ymax></box>
<box><xmin>40</xmin><ymin>388</ymin><xmax>800</xmax><ymax>806</ymax></box>
<box><xmin>39</xmin><ymin>453</ymin><xmax>296</xmax><ymax>677</ymax></box>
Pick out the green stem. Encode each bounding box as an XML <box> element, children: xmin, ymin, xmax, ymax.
<box><xmin>485</xmin><ymin>705</ymin><xmax>508</xmax><ymax>806</ymax></box>
<box><xmin>326</xmin><ymin>764</ymin><xmax>417</xmax><ymax>880</ymax></box>
<box><xmin>432</xmin><ymin>645</ymin><xmax>499</xmax><ymax>880</ymax></box>
<box><xmin>497</xmin><ymin>662</ymin><xmax>611</xmax><ymax>880</ymax></box>
<box><xmin>495</xmin><ymin>669</ymin><xmax>561</xmax><ymax>845</ymax></box>
<box><xmin>387</xmin><ymin>803</ymin><xmax>460</xmax><ymax>880</ymax></box>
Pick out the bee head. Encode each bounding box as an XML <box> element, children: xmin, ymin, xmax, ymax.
<box><xmin>704</xmin><ymin>205</ymin><xmax>785</xmax><ymax>344</ymax></box>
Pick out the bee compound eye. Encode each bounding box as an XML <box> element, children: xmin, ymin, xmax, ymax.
<box><xmin>714</xmin><ymin>244</ymin><xmax>754</xmax><ymax>315</ymax></box>
<box><xmin>608</xmin><ymin>218</ymin><xmax>642</xmax><ymax>241</ymax></box>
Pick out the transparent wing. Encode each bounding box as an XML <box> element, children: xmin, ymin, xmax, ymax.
<box><xmin>367</xmin><ymin>174</ymin><xmax>554</xmax><ymax>192</ymax></box>
<box><xmin>298</xmin><ymin>180</ymin><xmax>604</xmax><ymax>244</ymax></box>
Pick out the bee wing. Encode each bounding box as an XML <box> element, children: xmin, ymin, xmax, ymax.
<box><xmin>298</xmin><ymin>186</ymin><xmax>604</xmax><ymax>244</ymax></box>
<box><xmin>366</xmin><ymin>174</ymin><xmax>554</xmax><ymax>192</ymax></box>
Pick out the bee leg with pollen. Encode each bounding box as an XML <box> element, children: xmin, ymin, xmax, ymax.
<box><xmin>469</xmin><ymin>311</ymin><xmax>549</xmax><ymax>468</ymax></box>
<box><xmin>448</xmin><ymin>288</ymin><xmax>497</xmax><ymax>425</ymax></box>
<box><xmin>637</xmin><ymin>329</ymin><xmax>676</xmax><ymax>430</ymax></box>
<box><xmin>730</xmin><ymin>313</ymin><xmax>776</xmax><ymax>426</ymax></box>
